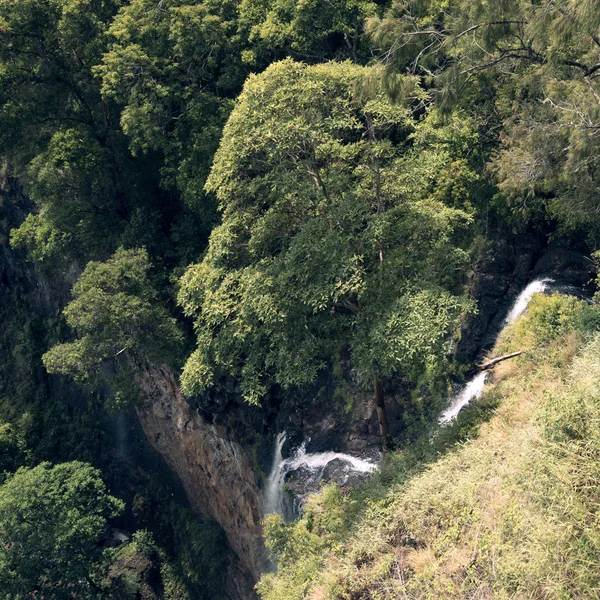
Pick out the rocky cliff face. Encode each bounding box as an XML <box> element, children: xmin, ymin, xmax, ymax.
<box><xmin>135</xmin><ymin>363</ymin><xmax>266</xmax><ymax>599</ymax></box>
<box><xmin>0</xmin><ymin>174</ymin><xmax>260</xmax><ymax>599</ymax></box>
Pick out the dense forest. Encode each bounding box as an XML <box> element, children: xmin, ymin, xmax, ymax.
<box><xmin>2</xmin><ymin>0</ymin><xmax>600</xmax><ymax>598</ymax></box>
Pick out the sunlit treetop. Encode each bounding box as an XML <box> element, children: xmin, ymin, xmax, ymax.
<box><xmin>178</xmin><ymin>59</ymin><xmax>476</xmax><ymax>408</ymax></box>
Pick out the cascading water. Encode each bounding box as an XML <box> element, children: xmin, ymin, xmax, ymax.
<box><xmin>284</xmin><ymin>444</ymin><xmax>378</xmax><ymax>475</ymax></box>
<box><xmin>115</xmin><ymin>412</ymin><xmax>129</xmax><ymax>461</ymax></box>
<box><xmin>439</xmin><ymin>371</ymin><xmax>489</xmax><ymax>424</ymax></box>
<box><xmin>439</xmin><ymin>277</ymin><xmax>554</xmax><ymax>424</ymax></box>
<box><xmin>264</xmin><ymin>431</ymin><xmax>287</xmax><ymax>516</ymax></box>
<box><xmin>504</xmin><ymin>278</ymin><xmax>554</xmax><ymax>325</ymax></box>
<box><xmin>265</xmin><ymin>278</ymin><xmax>557</xmax><ymax>514</ymax></box>
<box><xmin>264</xmin><ymin>432</ymin><xmax>378</xmax><ymax>519</ymax></box>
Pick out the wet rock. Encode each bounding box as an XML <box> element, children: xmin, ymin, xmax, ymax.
<box><xmin>456</xmin><ymin>232</ymin><xmax>544</xmax><ymax>363</ymax></box>
<box><xmin>532</xmin><ymin>239</ymin><xmax>595</xmax><ymax>290</ymax></box>
<box><xmin>283</xmin><ymin>453</ymin><xmax>377</xmax><ymax>513</ymax></box>
<box><xmin>456</xmin><ymin>233</ymin><xmax>595</xmax><ymax>365</ymax></box>
<box><xmin>322</xmin><ymin>458</ymin><xmax>371</xmax><ymax>487</ymax></box>
<box><xmin>107</xmin><ymin>528</ymin><xmax>131</xmax><ymax>547</ymax></box>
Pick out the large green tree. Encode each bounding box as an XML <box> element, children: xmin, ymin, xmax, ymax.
<box><xmin>0</xmin><ymin>461</ymin><xmax>123</xmax><ymax>599</ymax></box>
<box><xmin>96</xmin><ymin>0</ymin><xmax>246</xmax><ymax>217</ymax></box>
<box><xmin>0</xmin><ymin>0</ymin><xmax>149</xmax><ymax>262</ymax></box>
<box><xmin>178</xmin><ymin>59</ymin><xmax>476</xmax><ymax>445</ymax></box>
<box><xmin>1</xmin><ymin>0</ymin><xmax>212</xmax><ymax>269</ymax></box>
<box><xmin>96</xmin><ymin>0</ymin><xmax>382</xmax><ymax>223</ymax></box>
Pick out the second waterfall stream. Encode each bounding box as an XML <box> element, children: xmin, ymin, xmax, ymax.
<box><xmin>439</xmin><ymin>277</ymin><xmax>554</xmax><ymax>424</ymax></box>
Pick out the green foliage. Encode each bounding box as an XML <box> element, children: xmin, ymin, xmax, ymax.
<box><xmin>0</xmin><ymin>0</ymin><xmax>119</xmax><ymax>158</ymax></box>
<box><xmin>130</xmin><ymin>487</ymin><xmax>229</xmax><ymax>600</ymax></box>
<box><xmin>10</xmin><ymin>211</ymin><xmax>71</xmax><ymax>266</ymax></box>
<box><xmin>498</xmin><ymin>293</ymin><xmax>597</xmax><ymax>357</ymax></box>
<box><xmin>19</xmin><ymin>127</ymin><xmax>130</xmax><ymax>258</ymax></box>
<box><xmin>0</xmin><ymin>461</ymin><xmax>123</xmax><ymax>599</ymax></box>
<box><xmin>106</xmin><ymin>530</ymin><xmax>192</xmax><ymax>600</ymax></box>
<box><xmin>258</xmin><ymin>486</ymin><xmax>349</xmax><ymax>600</ymax></box>
<box><xmin>258</xmin><ymin>383</ymin><xmax>505</xmax><ymax>600</ymax></box>
<box><xmin>166</xmin><ymin>507</ymin><xmax>228</xmax><ymax>595</ymax></box>
<box><xmin>0</xmin><ymin>299</ymin><xmax>49</xmax><ymax>422</ymax></box>
<box><xmin>96</xmin><ymin>0</ymin><xmax>246</xmax><ymax>213</ymax></box>
<box><xmin>4</xmin><ymin>0</ymin><xmax>600</xmax><ymax>596</ymax></box>
<box><xmin>43</xmin><ymin>248</ymin><xmax>183</xmax><ymax>391</ymax></box>
<box><xmin>0</xmin><ymin>0</ymin><xmax>145</xmax><ymax>262</ymax></box>
<box><xmin>0</xmin><ymin>422</ymin><xmax>26</xmax><ymax>478</ymax></box>
<box><xmin>0</xmin><ymin>199</ymin><xmax>120</xmax><ymax>470</ymax></box>
<box><xmin>0</xmin><ymin>0</ymin><xmax>215</xmax><ymax>269</ymax></box>
<box><xmin>240</xmin><ymin>0</ymin><xmax>378</xmax><ymax>63</ymax></box>
<box><xmin>179</xmin><ymin>59</ymin><xmax>475</xmax><ymax>405</ymax></box>
<box><xmin>369</xmin><ymin>0</ymin><xmax>600</xmax><ymax>238</ymax></box>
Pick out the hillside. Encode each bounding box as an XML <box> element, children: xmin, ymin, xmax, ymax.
<box><xmin>259</xmin><ymin>292</ymin><xmax>600</xmax><ymax>599</ymax></box>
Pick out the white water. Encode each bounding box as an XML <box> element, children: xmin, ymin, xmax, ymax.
<box><xmin>439</xmin><ymin>277</ymin><xmax>554</xmax><ymax>424</ymax></box>
<box><xmin>285</xmin><ymin>444</ymin><xmax>378</xmax><ymax>474</ymax></box>
<box><xmin>265</xmin><ymin>278</ymin><xmax>557</xmax><ymax>510</ymax></box>
<box><xmin>264</xmin><ymin>431</ymin><xmax>287</xmax><ymax>516</ymax></box>
<box><xmin>438</xmin><ymin>371</ymin><xmax>489</xmax><ymax>424</ymax></box>
<box><xmin>504</xmin><ymin>278</ymin><xmax>554</xmax><ymax>325</ymax></box>
<box><xmin>264</xmin><ymin>433</ymin><xmax>378</xmax><ymax>517</ymax></box>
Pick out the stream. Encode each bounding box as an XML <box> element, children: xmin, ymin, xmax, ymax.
<box><xmin>264</xmin><ymin>431</ymin><xmax>377</xmax><ymax>518</ymax></box>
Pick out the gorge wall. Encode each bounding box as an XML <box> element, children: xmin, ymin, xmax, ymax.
<box><xmin>0</xmin><ymin>175</ymin><xmax>261</xmax><ymax>599</ymax></box>
<box><xmin>3</xmin><ymin>165</ymin><xmax>595</xmax><ymax>600</ymax></box>
<box><xmin>135</xmin><ymin>363</ymin><xmax>266</xmax><ymax>599</ymax></box>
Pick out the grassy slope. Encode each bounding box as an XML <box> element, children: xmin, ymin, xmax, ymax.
<box><xmin>259</xmin><ymin>294</ymin><xmax>600</xmax><ymax>599</ymax></box>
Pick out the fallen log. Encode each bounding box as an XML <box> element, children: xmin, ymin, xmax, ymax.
<box><xmin>477</xmin><ymin>350</ymin><xmax>525</xmax><ymax>371</ymax></box>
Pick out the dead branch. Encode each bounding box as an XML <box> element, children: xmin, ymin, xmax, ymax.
<box><xmin>478</xmin><ymin>350</ymin><xmax>525</xmax><ymax>371</ymax></box>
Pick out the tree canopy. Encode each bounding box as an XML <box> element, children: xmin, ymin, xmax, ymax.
<box><xmin>240</xmin><ymin>0</ymin><xmax>379</xmax><ymax>63</ymax></box>
<box><xmin>43</xmin><ymin>248</ymin><xmax>183</xmax><ymax>389</ymax></box>
<box><xmin>178</xmin><ymin>59</ymin><xmax>475</xmax><ymax>421</ymax></box>
<box><xmin>0</xmin><ymin>0</ymin><xmax>146</xmax><ymax>262</ymax></box>
<box><xmin>0</xmin><ymin>461</ymin><xmax>123</xmax><ymax>599</ymax></box>
<box><xmin>4</xmin><ymin>0</ymin><xmax>600</xmax><ymax>595</ymax></box>
<box><xmin>369</xmin><ymin>0</ymin><xmax>600</xmax><ymax>236</ymax></box>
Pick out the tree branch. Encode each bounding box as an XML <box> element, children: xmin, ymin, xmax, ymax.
<box><xmin>477</xmin><ymin>350</ymin><xmax>524</xmax><ymax>371</ymax></box>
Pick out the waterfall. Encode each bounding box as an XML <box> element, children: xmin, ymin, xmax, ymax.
<box><xmin>263</xmin><ymin>432</ymin><xmax>378</xmax><ymax>518</ymax></box>
<box><xmin>504</xmin><ymin>278</ymin><xmax>554</xmax><ymax>325</ymax></box>
<box><xmin>264</xmin><ymin>431</ymin><xmax>287</xmax><ymax>516</ymax></box>
<box><xmin>115</xmin><ymin>412</ymin><xmax>128</xmax><ymax>461</ymax></box>
<box><xmin>284</xmin><ymin>443</ymin><xmax>378</xmax><ymax>475</ymax></box>
<box><xmin>439</xmin><ymin>372</ymin><xmax>489</xmax><ymax>424</ymax></box>
<box><xmin>265</xmin><ymin>278</ymin><xmax>557</xmax><ymax>512</ymax></box>
<box><xmin>439</xmin><ymin>277</ymin><xmax>554</xmax><ymax>424</ymax></box>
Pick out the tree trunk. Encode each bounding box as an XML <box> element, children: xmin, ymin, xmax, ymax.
<box><xmin>373</xmin><ymin>378</ymin><xmax>391</xmax><ymax>450</ymax></box>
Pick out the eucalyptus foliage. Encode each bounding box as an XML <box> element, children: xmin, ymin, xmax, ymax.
<box><xmin>240</xmin><ymin>0</ymin><xmax>378</xmax><ymax>63</ymax></box>
<box><xmin>0</xmin><ymin>0</ymin><xmax>143</xmax><ymax>261</ymax></box>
